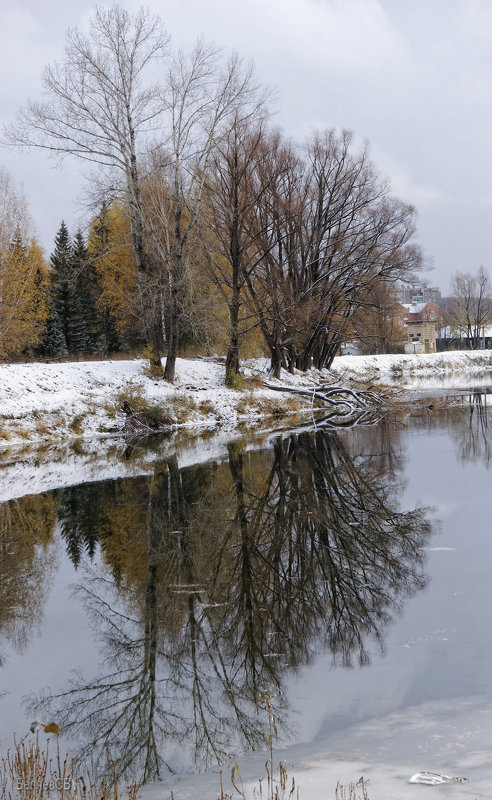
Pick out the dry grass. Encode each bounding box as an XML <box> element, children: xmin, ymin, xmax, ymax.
<box><xmin>216</xmin><ymin>695</ymin><xmax>299</xmax><ymax>800</ymax></box>
<box><xmin>218</xmin><ymin>761</ymin><xmax>297</xmax><ymax>800</ymax></box>
<box><xmin>163</xmin><ymin>393</ymin><xmax>198</xmax><ymax>424</ymax></box>
<box><xmin>235</xmin><ymin>393</ymin><xmax>257</xmax><ymax>417</ymax></box>
<box><xmin>225</xmin><ymin>371</ymin><xmax>245</xmax><ymax>390</ymax></box>
<box><xmin>215</xmin><ymin>697</ymin><xmax>370</xmax><ymax>800</ymax></box>
<box><xmin>0</xmin><ymin>736</ymin><xmax>138</xmax><ymax>800</ymax></box>
<box><xmin>69</xmin><ymin>439</ymin><xmax>85</xmax><ymax>455</ymax></box>
<box><xmin>115</xmin><ymin>383</ymin><xmax>200</xmax><ymax>433</ymax></box>
<box><xmin>244</xmin><ymin>373</ymin><xmax>265</xmax><ymax>389</ymax></box>
<box><xmin>115</xmin><ymin>382</ymin><xmax>147</xmax><ymax>414</ymax></box>
<box><xmin>218</xmin><ymin>770</ymin><xmax>370</xmax><ymax>800</ymax></box>
<box><xmin>68</xmin><ymin>416</ymin><xmax>84</xmax><ymax>435</ymax></box>
<box><xmin>197</xmin><ymin>399</ymin><xmax>217</xmax><ymax>416</ymax></box>
<box><xmin>335</xmin><ymin>778</ymin><xmax>370</xmax><ymax>799</ymax></box>
<box><xmin>236</xmin><ymin>394</ymin><xmax>304</xmax><ymax>419</ymax></box>
<box><xmin>0</xmin><ymin>735</ymin><xmax>369</xmax><ymax>800</ymax></box>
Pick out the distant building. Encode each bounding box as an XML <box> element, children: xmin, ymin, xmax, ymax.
<box><xmin>437</xmin><ymin>323</ymin><xmax>492</xmax><ymax>350</ymax></box>
<box><xmin>340</xmin><ymin>342</ymin><xmax>362</xmax><ymax>356</ymax></box>
<box><xmin>394</xmin><ymin>301</ymin><xmax>442</xmax><ymax>354</ymax></box>
<box><xmin>394</xmin><ymin>285</ymin><xmax>442</xmax><ymax>306</ymax></box>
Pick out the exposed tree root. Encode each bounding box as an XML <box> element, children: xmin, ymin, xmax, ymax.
<box><xmin>262</xmin><ymin>380</ymin><xmax>390</xmax><ymax>426</ymax></box>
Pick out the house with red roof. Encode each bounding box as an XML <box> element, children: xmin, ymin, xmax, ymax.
<box><xmin>393</xmin><ymin>301</ymin><xmax>442</xmax><ymax>353</ymax></box>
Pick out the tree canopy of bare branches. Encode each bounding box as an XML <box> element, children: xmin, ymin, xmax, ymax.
<box><xmin>242</xmin><ymin>129</ymin><xmax>423</xmax><ymax>376</ymax></box>
<box><xmin>143</xmin><ymin>44</ymin><xmax>266</xmax><ymax>381</ymax></box>
<box><xmin>4</xmin><ymin>5</ymin><xmax>423</xmax><ymax>380</ymax></box>
<box><xmin>4</xmin><ymin>5</ymin><xmax>169</xmax><ymax>372</ymax></box>
<box><xmin>204</xmin><ymin>112</ymin><xmax>274</xmax><ymax>384</ymax></box>
<box><xmin>448</xmin><ymin>266</ymin><xmax>492</xmax><ymax>348</ymax></box>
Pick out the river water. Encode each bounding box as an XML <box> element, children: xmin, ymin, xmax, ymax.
<box><xmin>1</xmin><ymin>386</ymin><xmax>492</xmax><ymax>797</ymax></box>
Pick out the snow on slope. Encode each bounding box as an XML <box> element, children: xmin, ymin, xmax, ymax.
<box><xmin>0</xmin><ymin>349</ymin><xmax>491</xmax><ymax>449</ymax></box>
<box><xmin>0</xmin><ymin>350</ymin><xmax>491</xmax><ymax>502</ymax></box>
<box><xmin>328</xmin><ymin>348</ymin><xmax>492</xmax><ymax>381</ymax></box>
<box><xmin>0</xmin><ymin>358</ymin><xmax>249</xmax><ymax>445</ymax></box>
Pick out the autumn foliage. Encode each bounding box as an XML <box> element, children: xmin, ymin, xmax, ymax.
<box><xmin>1</xmin><ymin>6</ymin><xmax>424</xmax><ymax>371</ymax></box>
<box><xmin>0</xmin><ymin>168</ymin><xmax>49</xmax><ymax>358</ymax></box>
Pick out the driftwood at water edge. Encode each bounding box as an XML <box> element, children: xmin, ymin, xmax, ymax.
<box><xmin>262</xmin><ymin>380</ymin><xmax>389</xmax><ymax>417</ymax></box>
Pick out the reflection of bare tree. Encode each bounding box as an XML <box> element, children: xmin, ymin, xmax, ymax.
<box><xmin>343</xmin><ymin>418</ymin><xmax>405</xmax><ymax>481</ymax></box>
<box><xmin>415</xmin><ymin>395</ymin><xmax>492</xmax><ymax>467</ymax></box>
<box><xmin>30</xmin><ymin>427</ymin><xmax>433</xmax><ymax>784</ymax></box>
<box><xmin>31</xmin><ymin>459</ymin><xmax>270</xmax><ymax>782</ymax></box>
<box><xmin>217</xmin><ymin>429</ymin><xmax>430</xmax><ymax>671</ymax></box>
<box><xmin>452</xmin><ymin>392</ymin><xmax>491</xmax><ymax>466</ymax></box>
<box><xmin>0</xmin><ymin>493</ymin><xmax>57</xmax><ymax>662</ymax></box>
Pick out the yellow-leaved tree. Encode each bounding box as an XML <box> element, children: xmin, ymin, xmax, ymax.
<box><xmin>0</xmin><ymin>166</ymin><xmax>49</xmax><ymax>358</ymax></box>
<box><xmin>88</xmin><ymin>202</ymin><xmax>139</xmax><ymax>346</ymax></box>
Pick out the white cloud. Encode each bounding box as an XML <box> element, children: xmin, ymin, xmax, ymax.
<box><xmin>250</xmin><ymin>0</ymin><xmax>409</xmax><ymax>74</ymax></box>
<box><xmin>373</xmin><ymin>149</ymin><xmax>450</xmax><ymax>208</ymax></box>
<box><xmin>0</xmin><ymin>4</ymin><xmax>45</xmax><ymax>98</ymax></box>
<box><xmin>1</xmin><ymin>0</ymin><xmax>492</xmax><ymax>283</ymax></box>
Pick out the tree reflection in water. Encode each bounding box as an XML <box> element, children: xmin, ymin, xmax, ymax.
<box><xmin>409</xmin><ymin>390</ymin><xmax>492</xmax><ymax>467</ymax></box>
<box><xmin>29</xmin><ymin>425</ymin><xmax>433</xmax><ymax>783</ymax></box>
<box><xmin>454</xmin><ymin>390</ymin><xmax>491</xmax><ymax>466</ymax></box>
<box><xmin>0</xmin><ymin>493</ymin><xmax>57</xmax><ymax>663</ymax></box>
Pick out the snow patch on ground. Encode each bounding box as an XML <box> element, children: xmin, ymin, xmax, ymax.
<box><xmin>328</xmin><ymin>349</ymin><xmax>492</xmax><ymax>381</ymax></box>
<box><xmin>1</xmin><ymin>349</ymin><xmax>491</xmax><ymax>502</ymax></box>
<box><xmin>0</xmin><ymin>357</ymin><xmax>300</xmax><ymax>448</ymax></box>
<box><xmin>0</xmin><ymin>349</ymin><xmax>491</xmax><ymax>447</ymax></box>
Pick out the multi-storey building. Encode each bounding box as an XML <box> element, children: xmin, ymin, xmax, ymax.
<box><xmin>393</xmin><ymin>301</ymin><xmax>442</xmax><ymax>353</ymax></box>
<box><xmin>394</xmin><ymin>285</ymin><xmax>442</xmax><ymax>306</ymax></box>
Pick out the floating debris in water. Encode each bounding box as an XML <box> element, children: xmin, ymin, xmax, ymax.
<box><xmin>30</xmin><ymin>720</ymin><xmax>61</xmax><ymax>735</ymax></box>
<box><xmin>408</xmin><ymin>771</ymin><xmax>468</xmax><ymax>785</ymax></box>
<box><xmin>30</xmin><ymin>720</ymin><xmax>44</xmax><ymax>733</ymax></box>
<box><xmin>44</xmin><ymin>722</ymin><xmax>61</xmax><ymax>735</ymax></box>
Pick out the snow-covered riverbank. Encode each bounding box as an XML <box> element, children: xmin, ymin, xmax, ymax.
<box><xmin>333</xmin><ymin>348</ymin><xmax>492</xmax><ymax>380</ymax></box>
<box><xmin>0</xmin><ymin>349</ymin><xmax>491</xmax><ymax>449</ymax></box>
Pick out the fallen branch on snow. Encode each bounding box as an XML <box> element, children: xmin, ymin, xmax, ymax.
<box><xmin>262</xmin><ymin>380</ymin><xmax>388</xmax><ymax>415</ymax></box>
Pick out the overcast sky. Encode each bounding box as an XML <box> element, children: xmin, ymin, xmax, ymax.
<box><xmin>1</xmin><ymin>0</ymin><xmax>491</xmax><ymax>293</ymax></box>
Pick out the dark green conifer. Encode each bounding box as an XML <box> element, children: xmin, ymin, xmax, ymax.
<box><xmin>72</xmin><ymin>229</ymin><xmax>102</xmax><ymax>353</ymax></box>
<box><xmin>45</xmin><ymin>221</ymin><xmax>87</xmax><ymax>355</ymax></box>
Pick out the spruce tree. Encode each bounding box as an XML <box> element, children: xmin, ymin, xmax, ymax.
<box><xmin>46</xmin><ymin>221</ymin><xmax>87</xmax><ymax>355</ymax></box>
<box><xmin>43</xmin><ymin>309</ymin><xmax>68</xmax><ymax>357</ymax></box>
<box><xmin>72</xmin><ymin>230</ymin><xmax>102</xmax><ymax>353</ymax></box>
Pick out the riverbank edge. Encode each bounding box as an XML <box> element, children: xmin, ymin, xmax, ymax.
<box><xmin>0</xmin><ymin>349</ymin><xmax>491</xmax><ymax>450</ymax></box>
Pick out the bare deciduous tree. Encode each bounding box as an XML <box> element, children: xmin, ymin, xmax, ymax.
<box><xmin>144</xmin><ymin>44</ymin><xmax>265</xmax><ymax>381</ymax></box>
<box><xmin>351</xmin><ymin>279</ymin><xmax>408</xmax><ymax>354</ymax></box>
<box><xmin>244</xmin><ymin>129</ymin><xmax>423</xmax><ymax>375</ymax></box>
<box><xmin>4</xmin><ymin>5</ymin><xmax>169</xmax><ymax>372</ymax></box>
<box><xmin>449</xmin><ymin>266</ymin><xmax>492</xmax><ymax>349</ymax></box>
<box><xmin>0</xmin><ymin>166</ymin><xmax>29</xmax><ymax>252</ymax></box>
<box><xmin>204</xmin><ymin>111</ymin><xmax>274</xmax><ymax>384</ymax></box>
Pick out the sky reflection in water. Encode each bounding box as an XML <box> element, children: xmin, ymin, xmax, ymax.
<box><xmin>0</xmin><ymin>397</ymin><xmax>491</xmax><ymax>784</ymax></box>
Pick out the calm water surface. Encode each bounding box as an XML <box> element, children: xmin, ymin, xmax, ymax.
<box><xmin>1</xmin><ymin>393</ymin><xmax>491</xmax><ymax>785</ymax></box>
